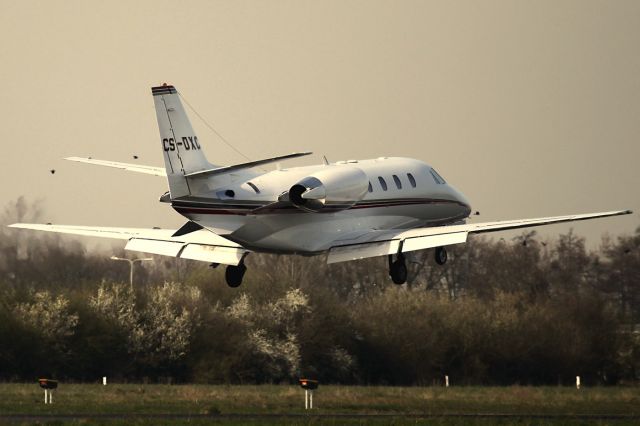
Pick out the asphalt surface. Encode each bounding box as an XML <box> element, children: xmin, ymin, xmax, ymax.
<box><xmin>1</xmin><ymin>413</ymin><xmax>638</xmax><ymax>421</ymax></box>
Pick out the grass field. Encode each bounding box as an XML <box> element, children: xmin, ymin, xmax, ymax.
<box><xmin>0</xmin><ymin>383</ymin><xmax>638</xmax><ymax>425</ymax></box>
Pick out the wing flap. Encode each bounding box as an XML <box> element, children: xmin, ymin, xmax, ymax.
<box><xmin>180</xmin><ymin>244</ymin><xmax>246</xmax><ymax>264</ymax></box>
<box><xmin>327</xmin><ymin>240</ymin><xmax>400</xmax><ymax>264</ymax></box>
<box><xmin>327</xmin><ymin>231</ymin><xmax>468</xmax><ymax>264</ymax></box>
<box><xmin>125</xmin><ymin>239</ymin><xmax>184</xmax><ymax>257</ymax></box>
<box><xmin>402</xmin><ymin>231</ymin><xmax>468</xmax><ymax>253</ymax></box>
<box><xmin>9</xmin><ymin>223</ymin><xmax>248</xmax><ymax>265</ymax></box>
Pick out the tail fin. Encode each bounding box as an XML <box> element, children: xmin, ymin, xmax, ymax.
<box><xmin>152</xmin><ymin>84</ymin><xmax>213</xmax><ymax>198</ymax></box>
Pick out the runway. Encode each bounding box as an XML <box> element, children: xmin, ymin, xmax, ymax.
<box><xmin>2</xmin><ymin>412</ymin><xmax>638</xmax><ymax>422</ymax></box>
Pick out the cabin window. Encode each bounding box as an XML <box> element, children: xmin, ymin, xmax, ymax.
<box><xmin>378</xmin><ymin>176</ymin><xmax>388</xmax><ymax>191</ymax></box>
<box><xmin>247</xmin><ymin>182</ymin><xmax>260</xmax><ymax>194</ymax></box>
<box><xmin>368</xmin><ymin>181</ymin><xmax>373</xmax><ymax>193</ymax></box>
<box><xmin>429</xmin><ymin>168</ymin><xmax>446</xmax><ymax>184</ymax></box>
<box><xmin>407</xmin><ymin>173</ymin><xmax>416</xmax><ymax>188</ymax></box>
<box><xmin>392</xmin><ymin>174</ymin><xmax>402</xmax><ymax>189</ymax></box>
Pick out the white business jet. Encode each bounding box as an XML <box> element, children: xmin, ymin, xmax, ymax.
<box><xmin>10</xmin><ymin>84</ymin><xmax>632</xmax><ymax>287</ymax></box>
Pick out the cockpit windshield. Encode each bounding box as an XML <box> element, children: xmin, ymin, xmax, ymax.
<box><xmin>429</xmin><ymin>168</ymin><xmax>446</xmax><ymax>184</ymax></box>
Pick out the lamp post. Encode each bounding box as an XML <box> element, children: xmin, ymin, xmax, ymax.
<box><xmin>110</xmin><ymin>256</ymin><xmax>153</xmax><ymax>289</ymax></box>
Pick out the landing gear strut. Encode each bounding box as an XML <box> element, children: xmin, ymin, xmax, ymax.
<box><xmin>225</xmin><ymin>262</ymin><xmax>246</xmax><ymax>287</ymax></box>
<box><xmin>388</xmin><ymin>254</ymin><xmax>407</xmax><ymax>285</ymax></box>
<box><xmin>435</xmin><ymin>246</ymin><xmax>448</xmax><ymax>265</ymax></box>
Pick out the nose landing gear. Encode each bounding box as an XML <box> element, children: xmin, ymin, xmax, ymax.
<box><xmin>435</xmin><ymin>246</ymin><xmax>448</xmax><ymax>265</ymax></box>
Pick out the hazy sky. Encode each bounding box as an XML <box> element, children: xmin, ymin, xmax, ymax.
<box><xmin>1</xmin><ymin>0</ymin><xmax>638</xmax><ymax>249</ymax></box>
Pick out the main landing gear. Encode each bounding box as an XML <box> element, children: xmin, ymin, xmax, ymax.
<box><xmin>211</xmin><ymin>257</ymin><xmax>248</xmax><ymax>288</ymax></box>
<box><xmin>389</xmin><ymin>254</ymin><xmax>408</xmax><ymax>285</ymax></box>
<box><xmin>388</xmin><ymin>246</ymin><xmax>448</xmax><ymax>285</ymax></box>
<box><xmin>225</xmin><ymin>263</ymin><xmax>247</xmax><ymax>287</ymax></box>
<box><xmin>215</xmin><ymin>254</ymin><xmax>250</xmax><ymax>288</ymax></box>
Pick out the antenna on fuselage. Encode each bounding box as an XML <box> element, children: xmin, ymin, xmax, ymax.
<box><xmin>322</xmin><ymin>155</ymin><xmax>329</xmax><ymax>165</ymax></box>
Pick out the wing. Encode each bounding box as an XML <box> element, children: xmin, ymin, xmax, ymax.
<box><xmin>65</xmin><ymin>157</ymin><xmax>166</xmax><ymax>176</ymax></box>
<box><xmin>8</xmin><ymin>223</ymin><xmax>248</xmax><ymax>265</ymax></box>
<box><xmin>327</xmin><ymin>209</ymin><xmax>632</xmax><ymax>263</ymax></box>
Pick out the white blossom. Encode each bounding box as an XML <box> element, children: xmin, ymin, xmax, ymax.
<box><xmin>226</xmin><ymin>293</ymin><xmax>252</xmax><ymax>323</ymax></box>
<box><xmin>13</xmin><ymin>291</ymin><xmax>79</xmax><ymax>351</ymax></box>
<box><xmin>268</xmin><ymin>288</ymin><xmax>310</xmax><ymax>325</ymax></box>
<box><xmin>89</xmin><ymin>282</ymin><xmax>201</xmax><ymax>362</ymax></box>
<box><xmin>225</xmin><ymin>288</ymin><xmax>310</xmax><ymax>379</ymax></box>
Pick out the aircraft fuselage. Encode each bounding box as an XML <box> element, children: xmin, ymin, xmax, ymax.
<box><xmin>171</xmin><ymin>157</ymin><xmax>472</xmax><ymax>254</ymax></box>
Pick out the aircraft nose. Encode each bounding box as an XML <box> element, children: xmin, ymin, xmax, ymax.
<box><xmin>449</xmin><ymin>186</ymin><xmax>472</xmax><ymax>214</ymax></box>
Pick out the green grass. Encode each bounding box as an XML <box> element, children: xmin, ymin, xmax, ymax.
<box><xmin>0</xmin><ymin>384</ymin><xmax>638</xmax><ymax>425</ymax></box>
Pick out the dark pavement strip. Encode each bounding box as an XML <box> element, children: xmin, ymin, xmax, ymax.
<box><xmin>1</xmin><ymin>413</ymin><xmax>638</xmax><ymax>421</ymax></box>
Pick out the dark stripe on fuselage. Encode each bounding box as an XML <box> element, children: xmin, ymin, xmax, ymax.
<box><xmin>351</xmin><ymin>199</ymin><xmax>465</xmax><ymax>209</ymax></box>
<box><xmin>172</xmin><ymin>198</ymin><xmax>470</xmax><ymax>216</ymax></box>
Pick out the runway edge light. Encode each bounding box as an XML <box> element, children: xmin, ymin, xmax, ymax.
<box><xmin>299</xmin><ymin>378</ymin><xmax>318</xmax><ymax>409</ymax></box>
<box><xmin>38</xmin><ymin>378</ymin><xmax>57</xmax><ymax>404</ymax></box>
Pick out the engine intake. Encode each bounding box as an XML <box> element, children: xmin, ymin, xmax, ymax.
<box><xmin>288</xmin><ymin>166</ymin><xmax>369</xmax><ymax>212</ymax></box>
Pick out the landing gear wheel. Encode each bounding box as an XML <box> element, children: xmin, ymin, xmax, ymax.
<box><xmin>225</xmin><ymin>263</ymin><xmax>246</xmax><ymax>288</ymax></box>
<box><xmin>389</xmin><ymin>255</ymin><xmax>408</xmax><ymax>285</ymax></box>
<box><xmin>435</xmin><ymin>246</ymin><xmax>448</xmax><ymax>265</ymax></box>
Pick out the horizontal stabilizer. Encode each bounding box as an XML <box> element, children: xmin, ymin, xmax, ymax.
<box><xmin>65</xmin><ymin>157</ymin><xmax>166</xmax><ymax>176</ymax></box>
<box><xmin>8</xmin><ymin>223</ymin><xmax>248</xmax><ymax>265</ymax></box>
<box><xmin>185</xmin><ymin>152</ymin><xmax>313</xmax><ymax>178</ymax></box>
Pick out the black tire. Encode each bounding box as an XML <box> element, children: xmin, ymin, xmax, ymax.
<box><xmin>225</xmin><ymin>264</ymin><xmax>246</xmax><ymax>287</ymax></box>
<box><xmin>390</xmin><ymin>259</ymin><xmax>407</xmax><ymax>285</ymax></box>
<box><xmin>435</xmin><ymin>246</ymin><xmax>448</xmax><ymax>265</ymax></box>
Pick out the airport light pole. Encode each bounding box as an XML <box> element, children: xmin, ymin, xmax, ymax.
<box><xmin>110</xmin><ymin>256</ymin><xmax>153</xmax><ymax>290</ymax></box>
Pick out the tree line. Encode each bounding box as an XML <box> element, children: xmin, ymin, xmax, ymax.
<box><xmin>0</xmin><ymin>197</ymin><xmax>638</xmax><ymax>385</ymax></box>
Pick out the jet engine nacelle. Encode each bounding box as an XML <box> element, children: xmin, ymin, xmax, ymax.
<box><xmin>288</xmin><ymin>166</ymin><xmax>369</xmax><ymax>212</ymax></box>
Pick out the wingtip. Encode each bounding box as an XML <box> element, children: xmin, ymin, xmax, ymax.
<box><xmin>8</xmin><ymin>223</ymin><xmax>53</xmax><ymax>229</ymax></box>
